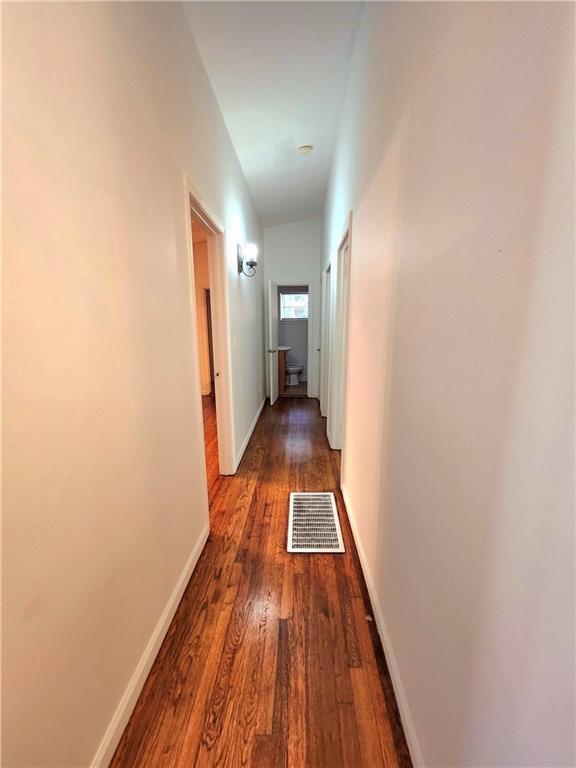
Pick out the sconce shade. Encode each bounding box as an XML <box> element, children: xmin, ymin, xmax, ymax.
<box><xmin>244</xmin><ymin>242</ymin><xmax>258</xmax><ymax>267</ymax></box>
<box><xmin>237</xmin><ymin>242</ymin><xmax>258</xmax><ymax>277</ymax></box>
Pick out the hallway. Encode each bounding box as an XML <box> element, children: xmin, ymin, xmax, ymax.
<box><xmin>111</xmin><ymin>399</ymin><xmax>410</xmax><ymax>767</ymax></box>
<box><xmin>4</xmin><ymin>3</ymin><xmax>573</xmax><ymax>766</ymax></box>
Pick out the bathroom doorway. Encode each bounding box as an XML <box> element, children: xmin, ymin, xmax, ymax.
<box><xmin>277</xmin><ymin>284</ymin><xmax>309</xmax><ymax>398</ymax></box>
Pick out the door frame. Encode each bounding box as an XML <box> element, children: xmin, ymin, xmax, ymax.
<box><xmin>269</xmin><ymin>280</ymin><xmax>313</xmax><ymax>399</ymax></box>
<box><xmin>184</xmin><ymin>176</ymin><xmax>235</xmax><ymax>475</ymax></box>
<box><xmin>320</xmin><ymin>265</ymin><xmax>331</xmax><ymax>418</ymax></box>
<box><xmin>267</xmin><ymin>280</ymin><xmax>280</xmax><ymax>405</ymax></box>
<box><xmin>205</xmin><ymin>289</ymin><xmax>215</xmax><ymax>389</ymax></box>
<box><xmin>327</xmin><ymin>212</ymin><xmax>353</xmax><ymax>451</ymax></box>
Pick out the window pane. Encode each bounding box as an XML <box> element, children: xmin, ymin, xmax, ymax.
<box><xmin>280</xmin><ymin>293</ymin><xmax>308</xmax><ymax>320</ymax></box>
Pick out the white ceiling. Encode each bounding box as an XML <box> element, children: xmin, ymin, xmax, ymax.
<box><xmin>184</xmin><ymin>2</ymin><xmax>363</xmax><ymax>228</ymax></box>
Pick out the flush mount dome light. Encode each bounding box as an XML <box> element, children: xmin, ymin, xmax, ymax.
<box><xmin>237</xmin><ymin>242</ymin><xmax>258</xmax><ymax>277</ymax></box>
<box><xmin>297</xmin><ymin>144</ymin><xmax>314</xmax><ymax>156</ymax></box>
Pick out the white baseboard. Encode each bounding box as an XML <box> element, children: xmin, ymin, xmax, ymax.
<box><xmin>340</xmin><ymin>483</ymin><xmax>425</xmax><ymax>768</ymax></box>
<box><xmin>234</xmin><ymin>398</ymin><xmax>265</xmax><ymax>471</ymax></box>
<box><xmin>91</xmin><ymin>524</ymin><xmax>210</xmax><ymax>768</ymax></box>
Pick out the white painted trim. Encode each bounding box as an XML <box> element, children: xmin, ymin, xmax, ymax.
<box><xmin>327</xmin><ymin>213</ymin><xmax>353</xmax><ymax>451</ymax></box>
<box><xmin>267</xmin><ymin>280</ymin><xmax>280</xmax><ymax>405</ymax></box>
<box><xmin>207</xmin><ymin>232</ymin><xmax>235</xmax><ymax>475</ymax></box>
<box><xmin>340</xmin><ymin>483</ymin><xmax>425</xmax><ymax>768</ymax></box>
<box><xmin>320</xmin><ymin>265</ymin><xmax>331</xmax><ymax>418</ymax></box>
<box><xmin>267</xmin><ymin>279</ymin><xmax>320</xmax><ymax>401</ymax></box>
<box><xmin>234</xmin><ymin>397</ymin><xmax>265</xmax><ymax>471</ymax></box>
<box><xmin>186</xmin><ymin>177</ymin><xmax>225</xmax><ymax>234</ymax></box>
<box><xmin>183</xmin><ymin>175</ymin><xmax>235</xmax><ymax>475</ymax></box>
<box><xmin>91</xmin><ymin>525</ymin><xmax>210</xmax><ymax>768</ymax></box>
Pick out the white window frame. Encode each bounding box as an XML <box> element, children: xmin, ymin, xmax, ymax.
<box><xmin>279</xmin><ymin>291</ymin><xmax>309</xmax><ymax>321</ymax></box>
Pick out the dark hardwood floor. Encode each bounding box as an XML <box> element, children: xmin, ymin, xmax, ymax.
<box><xmin>202</xmin><ymin>394</ymin><xmax>220</xmax><ymax>494</ymax></box>
<box><xmin>111</xmin><ymin>398</ymin><xmax>411</xmax><ymax>768</ymax></box>
<box><xmin>280</xmin><ymin>382</ymin><xmax>308</xmax><ymax>398</ymax></box>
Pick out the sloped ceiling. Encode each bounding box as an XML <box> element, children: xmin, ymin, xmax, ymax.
<box><xmin>184</xmin><ymin>1</ymin><xmax>363</xmax><ymax>227</ymax></box>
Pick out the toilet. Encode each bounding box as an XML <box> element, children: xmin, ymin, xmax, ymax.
<box><xmin>285</xmin><ymin>362</ymin><xmax>303</xmax><ymax>387</ymax></box>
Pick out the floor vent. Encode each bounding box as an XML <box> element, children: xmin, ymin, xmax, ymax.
<box><xmin>287</xmin><ymin>492</ymin><xmax>345</xmax><ymax>553</ymax></box>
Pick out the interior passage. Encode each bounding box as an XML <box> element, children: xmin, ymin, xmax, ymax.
<box><xmin>111</xmin><ymin>398</ymin><xmax>411</xmax><ymax>768</ymax></box>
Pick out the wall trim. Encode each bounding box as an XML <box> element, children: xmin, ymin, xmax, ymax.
<box><xmin>234</xmin><ymin>398</ymin><xmax>265</xmax><ymax>471</ymax></box>
<box><xmin>91</xmin><ymin>524</ymin><xmax>210</xmax><ymax>768</ymax></box>
<box><xmin>183</xmin><ymin>175</ymin><xmax>235</xmax><ymax>475</ymax></box>
<box><xmin>341</xmin><ymin>483</ymin><xmax>425</xmax><ymax>768</ymax></box>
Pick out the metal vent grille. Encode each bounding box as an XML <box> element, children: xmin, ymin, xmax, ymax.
<box><xmin>287</xmin><ymin>492</ymin><xmax>345</xmax><ymax>553</ymax></box>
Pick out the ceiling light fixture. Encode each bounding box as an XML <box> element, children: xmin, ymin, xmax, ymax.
<box><xmin>297</xmin><ymin>144</ymin><xmax>314</xmax><ymax>156</ymax></box>
<box><xmin>237</xmin><ymin>242</ymin><xmax>258</xmax><ymax>277</ymax></box>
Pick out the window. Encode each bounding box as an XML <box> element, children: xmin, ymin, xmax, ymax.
<box><xmin>280</xmin><ymin>292</ymin><xmax>309</xmax><ymax>320</ymax></box>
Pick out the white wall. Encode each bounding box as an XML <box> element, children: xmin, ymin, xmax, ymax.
<box><xmin>324</xmin><ymin>3</ymin><xmax>574</xmax><ymax>766</ymax></box>
<box><xmin>193</xmin><ymin>241</ymin><xmax>212</xmax><ymax>395</ymax></box>
<box><xmin>3</xmin><ymin>3</ymin><xmax>264</xmax><ymax>766</ymax></box>
<box><xmin>264</xmin><ymin>218</ymin><xmax>322</xmax><ymax>396</ymax></box>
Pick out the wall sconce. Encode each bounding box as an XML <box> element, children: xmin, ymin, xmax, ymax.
<box><xmin>237</xmin><ymin>242</ymin><xmax>258</xmax><ymax>277</ymax></box>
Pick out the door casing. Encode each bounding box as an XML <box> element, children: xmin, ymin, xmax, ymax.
<box><xmin>326</xmin><ymin>213</ymin><xmax>353</xmax><ymax>452</ymax></box>
<box><xmin>268</xmin><ymin>280</ymin><xmax>280</xmax><ymax>405</ymax></box>
<box><xmin>184</xmin><ymin>175</ymin><xmax>235</xmax><ymax>475</ymax></box>
<box><xmin>268</xmin><ymin>280</ymin><xmax>314</xmax><ymax>404</ymax></box>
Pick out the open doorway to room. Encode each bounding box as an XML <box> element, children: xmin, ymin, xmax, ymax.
<box><xmin>186</xmin><ymin>190</ymin><xmax>235</xmax><ymax>490</ymax></box>
<box><xmin>277</xmin><ymin>285</ymin><xmax>309</xmax><ymax>398</ymax></box>
<box><xmin>191</xmin><ymin>219</ymin><xmax>219</xmax><ymax>490</ymax></box>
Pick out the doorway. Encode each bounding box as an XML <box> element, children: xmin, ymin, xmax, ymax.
<box><xmin>278</xmin><ymin>285</ymin><xmax>309</xmax><ymax>398</ymax></box>
<box><xmin>324</xmin><ymin>215</ymin><xmax>352</xmax><ymax>451</ymax></box>
<box><xmin>191</xmin><ymin>219</ymin><xmax>219</xmax><ymax>489</ymax></box>
<box><xmin>268</xmin><ymin>281</ymin><xmax>311</xmax><ymax>404</ymax></box>
<box><xmin>186</xmin><ymin>187</ymin><xmax>235</xmax><ymax>480</ymax></box>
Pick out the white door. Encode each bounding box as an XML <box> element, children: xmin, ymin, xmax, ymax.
<box><xmin>268</xmin><ymin>280</ymin><xmax>279</xmax><ymax>405</ymax></box>
<box><xmin>328</xmin><ymin>237</ymin><xmax>350</xmax><ymax>449</ymax></box>
<box><xmin>320</xmin><ymin>267</ymin><xmax>332</xmax><ymax>418</ymax></box>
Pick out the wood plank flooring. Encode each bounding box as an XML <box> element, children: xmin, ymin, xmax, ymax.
<box><xmin>111</xmin><ymin>398</ymin><xmax>411</xmax><ymax>768</ymax></box>
<box><xmin>202</xmin><ymin>394</ymin><xmax>220</xmax><ymax>494</ymax></box>
<box><xmin>280</xmin><ymin>382</ymin><xmax>307</xmax><ymax>398</ymax></box>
